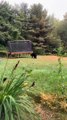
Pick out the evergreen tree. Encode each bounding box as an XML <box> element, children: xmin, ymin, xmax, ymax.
<box><xmin>0</xmin><ymin>1</ymin><xmax>24</xmax><ymax>46</ymax></box>
<box><xmin>57</xmin><ymin>14</ymin><xmax>67</xmax><ymax>53</ymax></box>
<box><xmin>22</xmin><ymin>4</ymin><xmax>53</xmax><ymax>54</ymax></box>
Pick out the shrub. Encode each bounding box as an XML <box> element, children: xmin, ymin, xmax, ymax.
<box><xmin>0</xmin><ymin>61</ymin><xmax>40</xmax><ymax>120</ymax></box>
<box><xmin>35</xmin><ymin>47</ymin><xmax>45</xmax><ymax>55</ymax></box>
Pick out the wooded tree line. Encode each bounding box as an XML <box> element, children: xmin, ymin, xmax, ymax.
<box><xmin>0</xmin><ymin>1</ymin><xmax>67</xmax><ymax>55</ymax></box>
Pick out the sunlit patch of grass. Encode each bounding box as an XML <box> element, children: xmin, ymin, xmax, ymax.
<box><xmin>40</xmin><ymin>93</ymin><xmax>67</xmax><ymax>112</ymax></box>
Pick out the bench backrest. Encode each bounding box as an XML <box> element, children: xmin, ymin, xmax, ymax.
<box><xmin>8</xmin><ymin>40</ymin><xmax>33</xmax><ymax>54</ymax></box>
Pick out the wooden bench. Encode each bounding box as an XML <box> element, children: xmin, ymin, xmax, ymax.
<box><xmin>7</xmin><ymin>40</ymin><xmax>33</xmax><ymax>57</ymax></box>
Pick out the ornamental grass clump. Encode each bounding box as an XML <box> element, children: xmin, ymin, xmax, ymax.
<box><xmin>0</xmin><ymin>61</ymin><xmax>40</xmax><ymax>120</ymax></box>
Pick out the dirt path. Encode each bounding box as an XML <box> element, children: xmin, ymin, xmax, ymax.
<box><xmin>38</xmin><ymin>55</ymin><xmax>67</xmax><ymax>61</ymax></box>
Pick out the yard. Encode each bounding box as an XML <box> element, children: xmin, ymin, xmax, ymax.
<box><xmin>0</xmin><ymin>55</ymin><xmax>67</xmax><ymax>120</ymax></box>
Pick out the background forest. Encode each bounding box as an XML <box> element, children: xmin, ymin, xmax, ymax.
<box><xmin>0</xmin><ymin>1</ymin><xmax>67</xmax><ymax>55</ymax></box>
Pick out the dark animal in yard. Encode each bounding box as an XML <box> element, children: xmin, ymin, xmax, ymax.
<box><xmin>31</xmin><ymin>53</ymin><xmax>37</xmax><ymax>58</ymax></box>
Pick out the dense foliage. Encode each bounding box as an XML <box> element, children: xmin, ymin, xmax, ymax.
<box><xmin>0</xmin><ymin>60</ymin><xmax>40</xmax><ymax>120</ymax></box>
<box><xmin>0</xmin><ymin>1</ymin><xmax>67</xmax><ymax>54</ymax></box>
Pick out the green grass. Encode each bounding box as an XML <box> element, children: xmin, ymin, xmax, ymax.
<box><xmin>0</xmin><ymin>59</ymin><xmax>41</xmax><ymax>120</ymax></box>
<box><xmin>0</xmin><ymin>55</ymin><xmax>67</xmax><ymax>120</ymax></box>
<box><xmin>0</xmin><ymin>56</ymin><xmax>67</xmax><ymax>96</ymax></box>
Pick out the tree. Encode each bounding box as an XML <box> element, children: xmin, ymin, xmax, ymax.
<box><xmin>0</xmin><ymin>1</ymin><xmax>24</xmax><ymax>46</ymax></box>
<box><xmin>0</xmin><ymin>1</ymin><xmax>66</xmax><ymax>55</ymax></box>
<box><xmin>47</xmin><ymin>15</ymin><xmax>62</xmax><ymax>53</ymax></box>
<box><xmin>22</xmin><ymin>3</ymin><xmax>53</xmax><ymax>54</ymax></box>
<box><xmin>57</xmin><ymin>14</ymin><xmax>67</xmax><ymax>53</ymax></box>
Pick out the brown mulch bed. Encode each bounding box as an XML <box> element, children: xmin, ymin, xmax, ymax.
<box><xmin>36</xmin><ymin>104</ymin><xmax>67</xmax><ymax>120</ymax></box>
<box><xmin>30</xmin><ymin>93</ymin><xmax>67</xmax><ymax>120</ymax></box>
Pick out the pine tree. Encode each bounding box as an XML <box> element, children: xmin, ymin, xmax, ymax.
<box><xmin>22</xmin><ymin>4</ymin><xmax>52</xmax><ymax>54</ymax></box>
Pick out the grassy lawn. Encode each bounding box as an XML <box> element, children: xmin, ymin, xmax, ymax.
<box><xmin>0</xmin><ymin>55</ymin><xmax>67</xmax><ymax>120</ymax></box>
<box><xmin>0</xmin><ymin>55</ymin><xmax>67</xmax><ymax>95</ymax></box>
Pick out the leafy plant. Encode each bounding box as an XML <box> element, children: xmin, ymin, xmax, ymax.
<box><xmin>0</xmin><ymin>60</ymin><xmax>40</xmax><ymax>120</ymax></box>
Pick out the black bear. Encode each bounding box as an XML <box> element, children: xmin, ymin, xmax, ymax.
<box><xmin>31</xmin><ymin>52</ymin><xmax>37</xmax><ymax>58</ymax></box>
